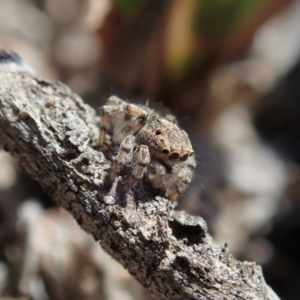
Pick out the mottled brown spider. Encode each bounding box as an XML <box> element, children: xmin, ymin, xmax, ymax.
<box><xmin>99</xmin><ymin>96</ymin><xmax>196</xmax><ymax>200</ymax></box>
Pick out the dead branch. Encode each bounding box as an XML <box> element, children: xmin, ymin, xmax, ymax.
<box><xmin>0</xmin><ymin>52</ymin><xmax>280</xmax><ymax>300</ymax></box>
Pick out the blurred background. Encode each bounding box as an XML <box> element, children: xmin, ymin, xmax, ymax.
<box><xmin>0</xmin><ymin>0</ymin><xmax>300</xmax><ymax>299</ymax></box>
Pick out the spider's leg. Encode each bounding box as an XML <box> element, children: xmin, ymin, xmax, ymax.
<box><xmin>110</xmin><ymin>135</ymin><xmax>135</xmax><ymax>182</ymax></box>
<box><xmin>99</xmin><ymin>104</ymin><xmax>123</xmax><ymax>145</ymax></box>
<box><xmin>99</xmin><ymin>113</ymin><xmax>109</xmax><ymax>146</ymax></box>
<box><xmin>125</xmin><ymin>145</ymin><xmax>150</xmax><ymax>191</ymax></box>
<box><xmin>99</xmin><ymin>103</ymin><xmax>148</xmax><ymax>146</ymax></box>
<box><xmin>114</xmin><ymin>105</ymin><xmax>148</xmax><ymax>144</ymax></box>
<box><xmin>107</xmin><ymin>95</ymin><xmax>126</xmax><ymax>105</ymax></box>
<box><xmin>165</xmin><ymin>114</ymin><xmax>178</xmax><ymax>125</ymax></box>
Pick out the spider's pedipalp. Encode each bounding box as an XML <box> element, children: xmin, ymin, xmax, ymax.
<box><xmin>166</xmin><ymin>157</ymin><xmax>196</xmax><ymax>200</ymax></box>
<box><xmin>147</xmin><ymin>162</ymin><xmax>168</xmax><ymax>189</ymax></box>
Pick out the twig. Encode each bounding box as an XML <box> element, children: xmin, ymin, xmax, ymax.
<box><xmin>0</xmin><ymin>53</ymin><xmax>280</xmax><ymax>300</ymax></box>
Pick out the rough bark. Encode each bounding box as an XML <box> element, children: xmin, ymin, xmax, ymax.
<box><xmin>0</xmin><ymin>53</ymin><xmax>280</xmax><ymax>300</ymax></box>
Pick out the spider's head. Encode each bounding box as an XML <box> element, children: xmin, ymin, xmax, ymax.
<box><xmin>137</xmin><ymin>117</ymin><xmax>194</xmax><ymax>163</ymax></box>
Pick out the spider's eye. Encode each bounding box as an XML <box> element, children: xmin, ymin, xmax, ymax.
<box><xmin>189</xmin><ymin>151</ymin><xmax>194</xmax><ymax>156</ymax></box>
<box><xmin>180</xmin><ymin>153</ymin><xmax>189</xmax><ymax>161</ymax></box>
<box><xmin>162</xmin><ymin>149</ymin><xmax>170</xmax><ymax>155</ymax></box>
<box><xmin>155</xmin><ymin>129</ymin><xmax>162</xmax><ymax>135</ymax></box>
<box><xmin>168</xmin><ymin>152</ymin><xmax>180</xmax><ymax>161</ymax></box>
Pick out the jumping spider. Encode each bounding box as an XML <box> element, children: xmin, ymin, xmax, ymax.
<box><xmin>99</xmin><ymin>96</ymin><xmax>196</xmax><ymax>200</ymax></box>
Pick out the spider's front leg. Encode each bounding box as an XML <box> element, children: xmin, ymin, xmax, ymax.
<box><xmin>110</xmin><ymin>135</ymin><xmax>135</xmax><ymax>182</ymax></box>
<box><xmin>99</xmin><ymin>96</ymin><xmax>148</xmax><ymax>146</ymax></box>
<box><xmin>125</xmin><ymin>145</ymin><xmax>150</xmax><ymax>191</ymax></box>
<box><xmin>109</xmin><ymin>136</ymin><xmax>150</xmax><ymax>192</ymax></box>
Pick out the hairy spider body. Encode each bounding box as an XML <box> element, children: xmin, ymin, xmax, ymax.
<box><xmin>99</xmin><ymin>96</ymin><xmax>196</xmax><ymax>200</ymax></box>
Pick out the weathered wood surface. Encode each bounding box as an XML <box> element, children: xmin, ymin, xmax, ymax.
<box><xmin>0</xmin><ymin>53</ymin><xmax>280</xmax><ymax>300</ymax></box>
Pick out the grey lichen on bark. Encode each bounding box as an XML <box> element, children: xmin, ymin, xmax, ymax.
<box><xmin>0</xmin><ymin>52</ymin><xmax>280</xmax><ymax>300</ymax></box>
